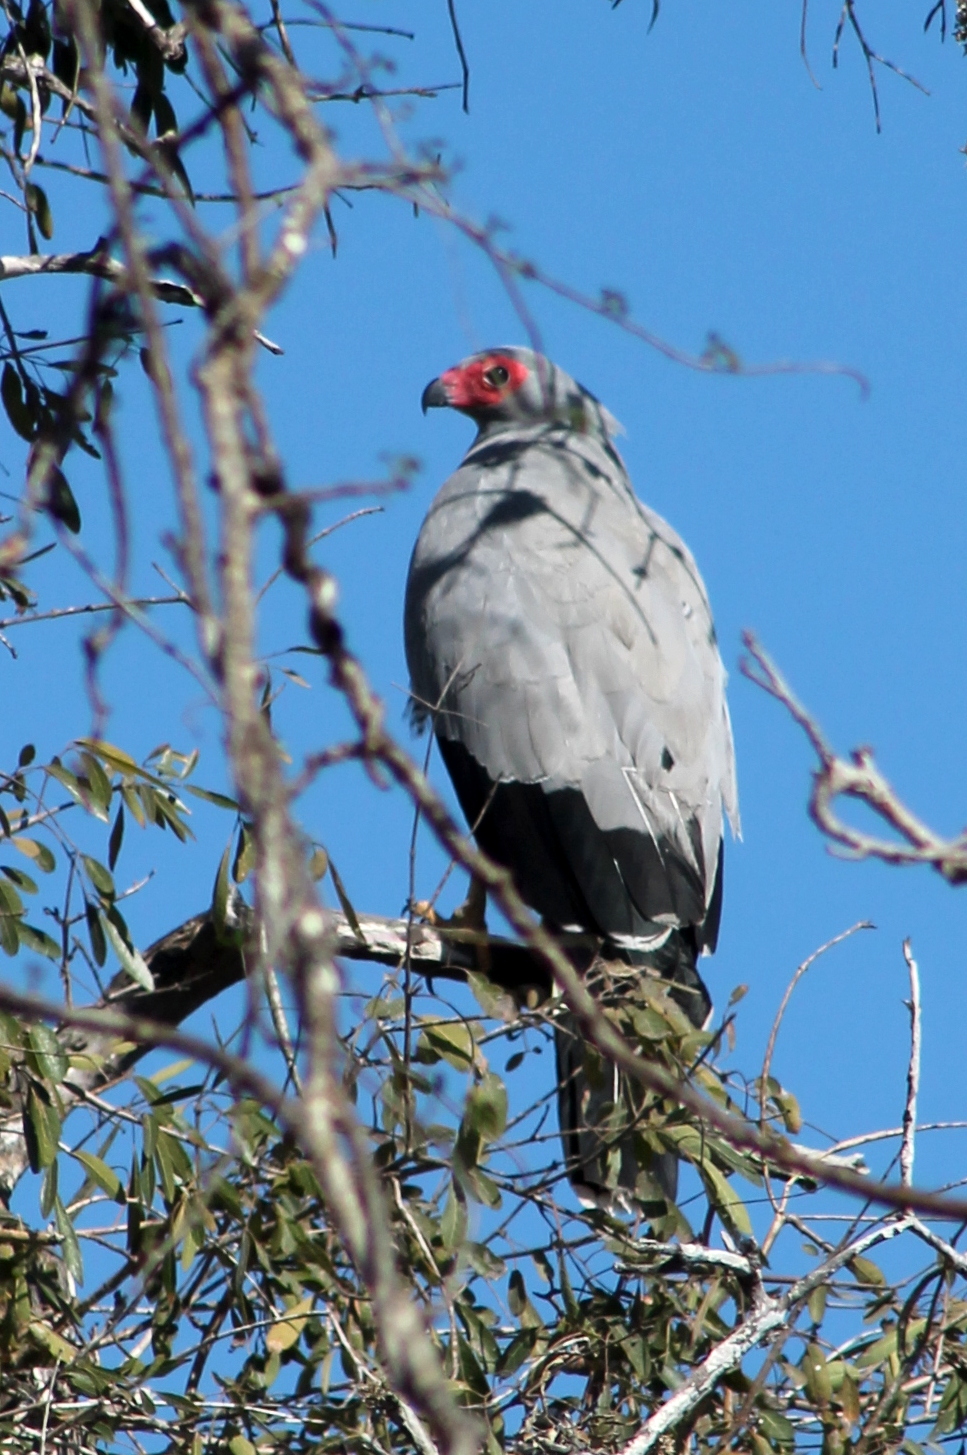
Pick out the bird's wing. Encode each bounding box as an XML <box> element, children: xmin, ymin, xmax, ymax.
<box><xmin>404</xmin><ymin>427</ymin><xmax>737</xmax><ymax>941</ymax></box>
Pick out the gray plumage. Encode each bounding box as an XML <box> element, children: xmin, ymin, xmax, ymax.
<box><xmin>405</xmin><ymin>347</ymin><xmax>738</xmax><ymax>1207</ymax></box>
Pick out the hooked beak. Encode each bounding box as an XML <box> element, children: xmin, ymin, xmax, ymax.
<box><xmin>421</xmin><ymin>376</ymin><xmax>450</xmax><ymax>414</ymax></box>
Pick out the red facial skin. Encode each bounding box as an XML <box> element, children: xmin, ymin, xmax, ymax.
<box><xmin>439</xmin><ymin>355</ymin><xmax>529</xmax><ymax>414</ymax></box>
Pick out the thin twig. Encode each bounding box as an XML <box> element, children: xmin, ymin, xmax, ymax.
<box><xmin>760</xmin><ymin>921</ymin><xmax>873</xmax><ymax>1131</ymax></box>
<box><xmin>0</xmin><ymin>594</ymin><xmax>187</xmax><ymax>631</ymax></box>
<box><xmin>445</xmin><ymin>0</ymin><xmax>470</xmax><ymax>113</ymax></box>
<box><xmin>741</xmin><ymin>632</ymin><xmax>967</xmax><ymax>882</ymax></box>
<box><xmin>900</xmin><ymin>939</ymin><xmax>922</xmax><ymax>1188</ymax></box>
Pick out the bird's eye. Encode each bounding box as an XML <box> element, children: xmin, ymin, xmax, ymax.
<box><xmin>483</xmin><ymin>364</ymin><xmax>510</xmax><ymax>389</ymax></box>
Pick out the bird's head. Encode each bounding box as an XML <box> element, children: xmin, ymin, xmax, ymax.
<box><xmin>421</xmin><ymin>347</ymin><xmax>622</xmax><ymax>439</ymax></box>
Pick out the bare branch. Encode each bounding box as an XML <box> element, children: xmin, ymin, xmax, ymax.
<box><xmin>0</xmin><ymin>248</ymin><xmax>202</xmax><ymax>306</ymax></box>
<box><xmin>901</xmin><ymin>939</ymin><xmax>922</xmax><ymax>1187</ymax></box>
<box><xmin>741</xmin><ymin>631</ymin><xmax>967</xmax><ymax>882</ymax></box>
<box><xmin>760</xmin><ymin>921</ymin><xmax>873</xmax><ymax>1127</ymax></box>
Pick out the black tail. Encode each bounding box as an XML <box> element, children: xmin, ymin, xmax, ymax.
<box><xmin>554</xmin><ymin>931</ymin><xmax>711</xmax><ymax>1209</ymax></box>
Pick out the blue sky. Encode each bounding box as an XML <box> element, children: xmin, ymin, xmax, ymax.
<box><xmin>3</xmin><ymin>0</ymin><xmax>967</xmax><ymax>1209</ymax></box>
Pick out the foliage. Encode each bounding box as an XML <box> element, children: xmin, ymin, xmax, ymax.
<box><xmin>0</xmin><ymin>4</ymin><xmax>962</xmax><ymax>1455</ymax></box>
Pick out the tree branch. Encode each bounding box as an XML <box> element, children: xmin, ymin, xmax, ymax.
<box><xmin>901</xmin><ymin>938</ymin><xmax>922</xmax><ymax>1187</ymax></box>
<box><xmin>741</xmin><ymin>631</ymin><xmax>967</xmax><ymax>881</ymax></box>
<box><xmin>607</xmin><ymin>1217</ymin><xmax>915</xmax><ymax>1455</ymax></box>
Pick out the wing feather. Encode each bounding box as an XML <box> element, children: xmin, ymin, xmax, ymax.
<box><xmin>404</xmin><ymin>423</ymin><xmax>737</xmax><ymax>941</ymax></box>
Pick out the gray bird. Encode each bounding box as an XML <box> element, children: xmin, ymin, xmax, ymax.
<box><xmin>405</xmin><ymin>347</ymin><xmax>738</xmax><ymax>1208</ymax></box>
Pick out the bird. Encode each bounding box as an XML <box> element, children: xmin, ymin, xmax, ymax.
<box><xmin>404</xmin><ymin>346</ymin><xmax>738</xmax><ymax>1209</ymax></box>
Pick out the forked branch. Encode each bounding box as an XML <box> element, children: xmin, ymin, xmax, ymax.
<box><xmin>741</xmin><ymin>631</ymin><xmax>967</xmax><ymax>882</ymax></box>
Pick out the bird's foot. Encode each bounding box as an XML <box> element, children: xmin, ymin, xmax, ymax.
<box><xmin>411</xmin><ymin>875</ymin><xmax>488</xmax><ymax>933</ymax></box>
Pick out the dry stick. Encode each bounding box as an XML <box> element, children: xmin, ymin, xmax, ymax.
<box><xmin>900</xmin><ymin>939</ymin><xmax>922</xmax><ymax>1188</ymax></box>
<box><xmin>827</xmin><ymin>1121</ymin><xmax>967</xmax><ymax>1156</ymax></box>
<box><xmin>757</xmin><ymin>923</ymin><xmax>872</xmax><ymax>1246</ymax></box>
<box><xmin>760</xmin><ymin>920</ymin><xmax>873</xmax><ymax>1132</ymax></box>
<box><xmin>0</xmin><ymin>594</ymin><xmax>187</xmax><ymax>631</ymax></box>
<box><xmin>741</xmin><ymin>632</ymin><xmax>967</xmax><ymax>882</ymax></box>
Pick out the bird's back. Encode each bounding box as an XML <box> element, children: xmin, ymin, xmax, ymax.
<box><xmin>405</xmin><ymin>420</ymin><xmax>737</xmax><ymax>947</ymax></box>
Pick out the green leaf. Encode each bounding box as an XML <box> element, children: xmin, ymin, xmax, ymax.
<box><xmin>507</xmin><ymin>1268</ymin><xmax>527</xmax><ymax>1317</ymax></box>
<box><xmin>19</xmin><ymin>924</ymin><xmax>61</xmax><ymax>962</ymax></box>
<box><xmin>0</xmin><ymin>1010</ymin><xmax>23</xmax><ymax>1051</ymax></box>
<box><xmin>801</xmin><ymin>1342</ymin><xmax>832</xmax><ymax>1404</ymax></box>
<box><xmin>45</xmin><ymin>467</ymin><xmax>80</xmax><ymax>533</ymax></box>
<box><xmin>1</xmin><ymin>864</ymin><xmax>38</xmax><ymax>895</ymax></box>
<box><xmin>419</xmin><ymin>1019</ymin><xmax>475</xmax><ymax>1070</ymax></box>
<box><xmin>808</xmin><ymin>1283</ymin><xmax>827</xmax><ymax>1324</ymax></box>
<box><xmin>757</xmin><ymin>1408</ymin><xmax>795</xmax><ymax>1449</ymax></box>
<box><xmin>77</xmin><ymin>750</ymin><xmax>112</xmax><ymax>820</ymax></box>
<box><xmin>1</xmin><ymin>363</ymin><xmax>35</xmax><ymax>440</ymax></box>
<box><xmin>440</xmin><ymin>1182</ymin><xmax>467</xmax><ymax>1252</ymax></box>
<box><xmin>856</xmin><ymin>1327</ymin><xmax>898</xmax><ymax>1369</ymax></box>
<box><xmin>497</xmin><ymin>1326</ymin><xmax>538</xmax><ymax>1375</ymax></box>
<box><xmin>664</xmin><ymin>1124</ymin><xmax>752</xmax><ymax>1235</ymax></box>
<box><xmin>265</xmin><ymin>1294</ymin><xmax>313</xmax><ymax>1353</ymax></box>
<box><xmin>183</xmin><ymin>784</ymin><xmax>238</xmax><ymax>810</ymax></box>
<box><xmin>25</xmin><ymin>182</ymin><xmax>53</xmax><ymax>239</ymax></box>
<box><xmin>47</xmin><ymin>760</ymin><xmax>87</xmax><ymax>808</ymax></box>
<box><xmin>0</xmin><ymin>908</ymin><xmax>18</xmax><ymax>956</ymax></box>
<box><xmin>464</xmin><ymin>1167</ymin><xmax>502</xmax><ymax>1208</ymax></box>
<box><xmin>28</xmin><ymin>1320</ymin><xmax>76</xmax><ymax>1364</ymax></box>
<box><xmin>464</xmin><ymin>1242</ymin><xmax>506</xmax><ymax>1279</ymax></box>
<box><xmin>466</xmin><ymin>970</ymin><xmax>509</xmax><ymax>1018</ymax></box>
<box><xmin>102</xmin><ymin>911</ymin><xmax>154</xmax><ymax>990</ymax></box>
<box><xmin>40</xmin><ymin>1159</ymin><xmax>58</xmax><ymax>1218</ymax></box>
<box><xmin>849</xmin><ymin>1255</ymin><xmax>886</xmax><ymax>1287</ymax></box>
<box><xmin>465</xmin><ymin>1072</ymin><xmax>507</xmax><ymax>1143</ymax></box>
<box><xmin>0</xmin><ymin>877</ymin><xmax>24</xmax><ymax>917</ymax></box>
<box><xmin>25</xmin><ymin>1083</ymin><xmax>60</xmax><ymax>1170</ymax></box>
<box><xmin>108</xmin><ymin>804</ymin><xmax>125</xmax><ymax>871</ymax></box>
<box><xmin>76</xmin><ymin>739</ymin><xmax>139</xmax><ymax>774</ymax></box>
<box><xmin>73</xmin><ymin>1150</ymin><xmax>123</xmax><ymax>1200</ymax></box>
<box><xmin>233</xmin><ymin>822</ymin><xmax>255</xmax><ymax>883</ymax></box>
<box><xmin>27</xmin><ymin>1023</ymin><xmax>67</xmax><ymax>1082</ymax></box>
<box><xmin>54</xmin><ymin>1196</ymin><xmax>83</xmax><ymax>1282</ymax></box>
<box><xmin>85</xmin><ymin>900</ymin><xmax>106</xmax><ymax>967</ymax></box>
<box><xmin>11</xmin><ymin>837</ymin><xmax>55</xmax><ymax>873</ymax></box>
<box><xmin>81</xmin><ymin>854</ymin><xmax>115</xmax><ymax>899</ymax></box>
<box><xmin>121</xmin><ymin>784</ymin><xmax>146</xmax><ymax>827</ymax></box>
